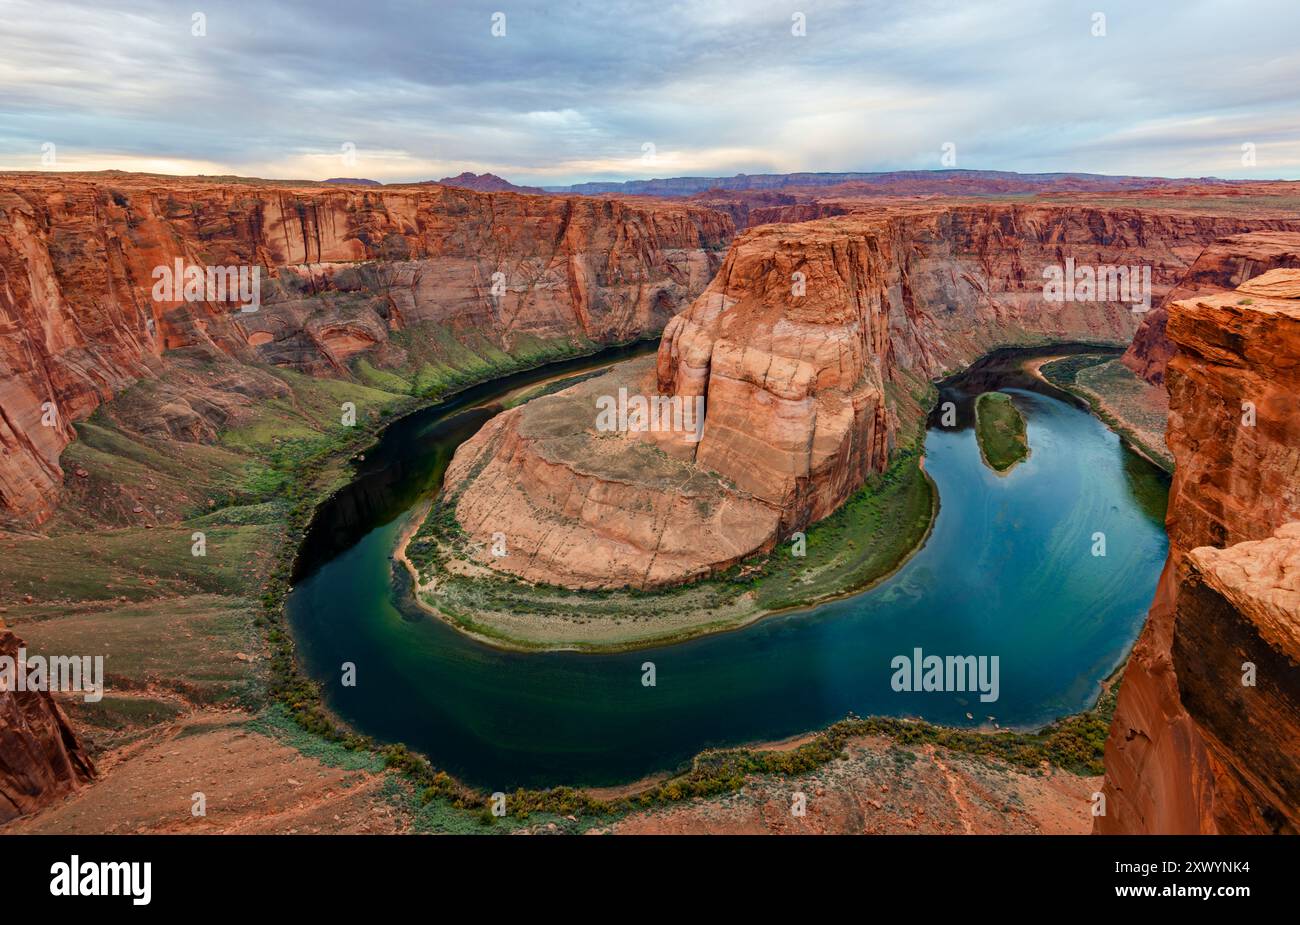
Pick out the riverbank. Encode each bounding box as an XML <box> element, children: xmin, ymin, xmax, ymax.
<box><xmin>1027</xmin><ymin>355</ymin><xmax>1173</xmax><ymax>473</ymax></box>
<box><xmin>587</xmin><ymin>676</ymin><xmax>1121</xmax><ymax>828</ymax></box>
<box><xmin>276</xmin><ymin>339</ymin><xmax>1166</xmax><ymax>828</ymax></box>
<box><xmin>399</xmin><ymin>450</ymin><xmax>938</xmax><ymax>652</ymax></box>
<box><xmin>607</xmin><ymin>734</ymin><xmax>1100</xmax><ymax>835</ymax></box>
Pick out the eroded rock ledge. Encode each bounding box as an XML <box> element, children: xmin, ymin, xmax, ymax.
<box><xmin>0</xmin><ymin>626</ymin><xmax>95</xmax><ymax>823</ymax></box>
<box><xmin>442</xmin><ymin>205</ymin><xmax>1293</xmax><ymax>589</ymax></box>
<box><xmin>1122</xmin><ymin>231</ymin><xmax>1300</xmax><ymax>385</ymax></box>
<box><xmin>0</xmin><ymin>174</ymin><xmax>732</xmax><ymax>524</ymax></box>
<box><xmin>1099</xmin><ymin>269</ymin><xmax>1300</xmax><ymax>834</ymax></box>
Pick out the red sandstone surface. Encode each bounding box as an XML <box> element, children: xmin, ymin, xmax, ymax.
<box><xmin>443</xmin><ymin>202</ymin><xmax>1300</xmax><ymax>588</ymax></box>
<box><xmin>0</xmin><ymin>173</ymin><xmax>731</xmax><ymax>524</ymax></box>
<box><xmin>1099</xmin><ymin>269</ymin><xmax>1300</xmax><ymax>834</ymax></box>
<box><xmin>0</xmin><ymin>626</ymin><xmax>95</xmax><ymax>823</ymax></box>
<box><xmin>1123</xmin><ymin>231</ymin><xmax>1300</xmax><ymax>384</ymax></box>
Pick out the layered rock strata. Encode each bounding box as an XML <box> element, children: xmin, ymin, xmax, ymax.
<box><xmin>1122</xmin><ymin>231</ymin><xmax>1300</xmax><ymax>385</ymax></box>
<box><xmin>1099</xmin><ymin>269</ymin><xmax>1300</xmax><ymax>834</ymax></box>
<box><xmin>0</xmin><ymin>174</ymin><xmax>732</xmax><ymax>523</ymax></box>
<box><xmin>444</xmin><ymin>206</ymin><xmax>1299</xmax><ymax>589</ymax></box>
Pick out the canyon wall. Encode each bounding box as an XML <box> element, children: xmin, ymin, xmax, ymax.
<box><xmin>0</xmin><ymin>626</ymin><xmax>95</xmax><ymax>823</ymax></box>
<box><xmin>686</xmin><ymin>189</ymin><xmax>851</xmax><ymax>229</ymax></box>
<box><xmin>1122</xmin><ymin>230</ymin><xmax>1300</xmax><ymax>384</ymax></box>
<box><xmin>444</xmin><ymin>204</ymin><xmax>1295</xmax><ymax>589</ymax></box>
<box><xmin>0</xmin><ymin>174</ymin><xmax>732</xmax><ymax>524</ymax></box>
<box><xmin>1099</xmin><ymin>270</ymin><xmax>1300</xmax><ymax>834</ymax></box>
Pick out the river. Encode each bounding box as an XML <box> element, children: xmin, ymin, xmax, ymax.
<box><xmin>285</xmin><ymin>344</ymin><xmax>1169</xmax><ymax>790</ymax></box>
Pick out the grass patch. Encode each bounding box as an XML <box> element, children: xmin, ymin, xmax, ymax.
<box><xmin>1040</xmin><ymin>355</ymin><xmax>1173</xmax><ymax>472</ymax></box>
<box><xmin>245</xmin><ymin>704</ymin><xmax>385</xmax><ymax>772</ymax></box>
<box><xmin>975</xmin><ymin>391</ymin><xmax>1029</xmax><ymax>472</ymax></box>
<box><xmin>404</xmin><ymin>447</ymin><xmax>936</xmax><ymax>651</ymax></box>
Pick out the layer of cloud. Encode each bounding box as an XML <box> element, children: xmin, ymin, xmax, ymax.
<box><xmin>1</xmin><ymin>0</ymin><xmax>1297</xmax><ymax>183</ymax></box>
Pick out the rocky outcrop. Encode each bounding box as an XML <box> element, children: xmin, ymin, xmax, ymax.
<box><xmin>434</xmin><ymin>172</ymin><xmax>545</xmax><ymax>195</ymax></box>
<box><xmin>654</xmin><ymin>222</ymin><xmax>894</xmax><ymax>533</ymax></box>
<box><xmin>0</xmin><ymin>173</ymin><xmax>732</xmax><ymax>523</ymax></box>
<box><xmin>0</xmin><ymin>627</ymin><xmax>95</xmax><ymax>823</ymax></box>
<box><xmin>1122</xmin><ymin>231</ymin><xmax>1300</xmax><ymax>385</ymax></box>
<box><xmin>1099</xmin><ymin>269</ymin><xmax>1300</xmax><ymax>834</ymax></box>
<box><xmin>443</xmin><ymin>204</ymin><xmax>1296</xmax><ymax>589</ymax></box>
<box><xmin>686</xmin><ymin>189</ymin><xmax>850</xmax><ymax>228</ymax></box>
<box><xmin>444</xmin><ymin>356</ymin><xmax>783</xmax><ymax>588</ymax></box>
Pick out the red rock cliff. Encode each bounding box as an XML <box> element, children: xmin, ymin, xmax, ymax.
<box><xmin>0</xmin><ymin>626</ymin><xmax>95</xmax><ymax>824</ymax></box>
<box><xmin>1122</xmin><ymin>230</ymin><xmax>1300</xmax><ymax>385</ymax></box>
<box><xmin>1099</xmin><ymin>269</ymin><xmax>1300</xmax><ymax>834</ymax></box>
<box><xmin>445</xmin><ymin>203</ymin><xmax>1295</xmax><ymax>588</ymax></box>
<box><xmin>0</xmin><ymin>174</ymin><xmax>733</xmax><ymax>524</ymax></box>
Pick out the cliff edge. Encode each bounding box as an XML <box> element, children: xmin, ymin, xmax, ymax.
<box><xmin>1099</xmin><ymin>269</ymin><xmax>1300</xmax><ymax>833</ymax></box>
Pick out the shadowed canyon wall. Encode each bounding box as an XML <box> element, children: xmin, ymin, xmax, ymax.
<box><xmin>0</xmin><ymin>626</ymin><xmax>95</xmax><ymax>823</ymax></box>
<box><xmin>0</xmin><ymin>174</ymin><xmax>732</xmax><ymax>524</ymax></box>
<box><xmin>444</xmin><ymin>204</ymin><xmax>1300</xmax><ymax>589</ymax></box>
<box><xmin>1099</xmin><ymin>269</ymin><xmax>1300</xmax><ymax>834</ymax></box>
<box><xmin>1122</xmin><ymin>231</ymin><xmax>1300</xmax><ymax>385</ymax></box>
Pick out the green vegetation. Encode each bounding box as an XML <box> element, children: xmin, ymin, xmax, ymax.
<box><xmin>974</xmin><ymin>391</ymin><xmax>1029</xmax><ymax>472</ymax></box>
<box><xmin>624</xmin><ymin>679</ymin><xmax>1119</xmax><ymax>810</ymax></box>
<box><xmin>373</xmin><ymin>670</ymin><xmax>1122</xmax><ymax>828</ymax></box>
<box><xmin>24</xmin><ymin>331</ymin><xmax>1135</xmax><ymax>832</ymax></box>
<box><xmin>752</xmin><ymin>451</ymin><xmax>936</xmax><ymax>612</ymax></box>
<box><xmin>245</xmin><ymin>704</ymin><xmax>385</xmax><ymax>772</ymax></box>
<box><xmin>410</xmin><ymin>450</ymin><xmax>934</xmax><ymax>639</ymax></box>
<box><xmin>391</xmin><ymin>324</ymin><xmax>599</xmax><ymax>398</ymax></box>
<box><xmin>500</xmin><ymin>368</ymin><xmax>610</xmax><ymax>409</ymax></box>
<box><xmin>62</xmin><ymin>694</ymin><xmax>187</xmax><ymax>753</ymax></box>
<box><xmin>403</xmin><ymin>370</ymin><xmax>939</xmax><ymax>651</ymax></box>
<box><xmin>1040</xmin><ymin>354</ymin><xmax>1173</xmax><ymax>473</ymax></box>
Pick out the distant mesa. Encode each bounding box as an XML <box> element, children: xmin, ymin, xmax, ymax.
<box><xmin>543</xmin><ymin>169</ymin><xmax>1234</xmax><ymax>198</ymax></box>
<box><xmin>433</xmin><ymin>172</ymin><xmax>544</xmax><ymax>194</ymax></box>
<box><xmin>322</xmin><ymin>177</ymin><xmax>382</xmax><ymax>186</ymax></box>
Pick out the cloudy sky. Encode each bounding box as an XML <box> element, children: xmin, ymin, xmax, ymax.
<box><xmin>2</xmin><ymin>0</ymin><xmax>1298</xmax><ymax>184</ymax></box>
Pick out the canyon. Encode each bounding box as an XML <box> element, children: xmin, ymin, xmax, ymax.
<box><xmin>441</xmin><ymin>203</ymin><xmax>1300</xmax><ymax>590</ymax></box>
<box><xmin>2</xmin><ymin>172</ymin><xmax>1299</xmax><ymax>833</ymax></box>
<box><xmin>1098</xmin><ymin>268</ymin><xmax>1300</xmax><ymax>834</ymax></box>
<box><xmin>0</xmin><ymin>173</ymin><xmax>732</xmax><ymax>525</ymax></box>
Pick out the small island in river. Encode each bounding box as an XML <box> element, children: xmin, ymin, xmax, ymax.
<box><xmin>975</xmin><ymin>391</ymin><xmax>1030</xmax><ymax>473</ymax></box>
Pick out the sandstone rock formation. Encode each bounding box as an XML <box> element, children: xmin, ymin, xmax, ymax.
<box><xmin>1122</xmin><ymin>231</ymin><xmax>1300</xmax><ymax>385</ymax></box>
<box><xmin>443</xmin><ymin>356</ymin><xmax>782</xmax><ymax>588</ymax></box>
<box><xmin>0</xmin><ymin>174</ymin><xmax>732</xmax><ymax>524</ymax></box>
<box><xmin>0</xmin><ymin>626</ymin><xmax>95</xmax><ymax>823</ymax></box>
<box><xmin>443</xmin><ymin>205</ymin><xmax>1298</xmax><ymax>589</ymax></box>
<box><xmin>1099</xmin><ymin>269</ymin><xmax>1300</xmax><ymax>834</ymax></box>
<box><xmin>687</xmin><ymin>188</ymin><xmax>850</xmax><ymax>229</ymax></box>
<box><xmin>654</xmin><ymin>222</ymin><xmax>894</xmax><ymax>534</ymax></box>
<box><xmin>434</xmin><ymin>172</ymin><xmax>544</xmax><ymax>195</ymax></box>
